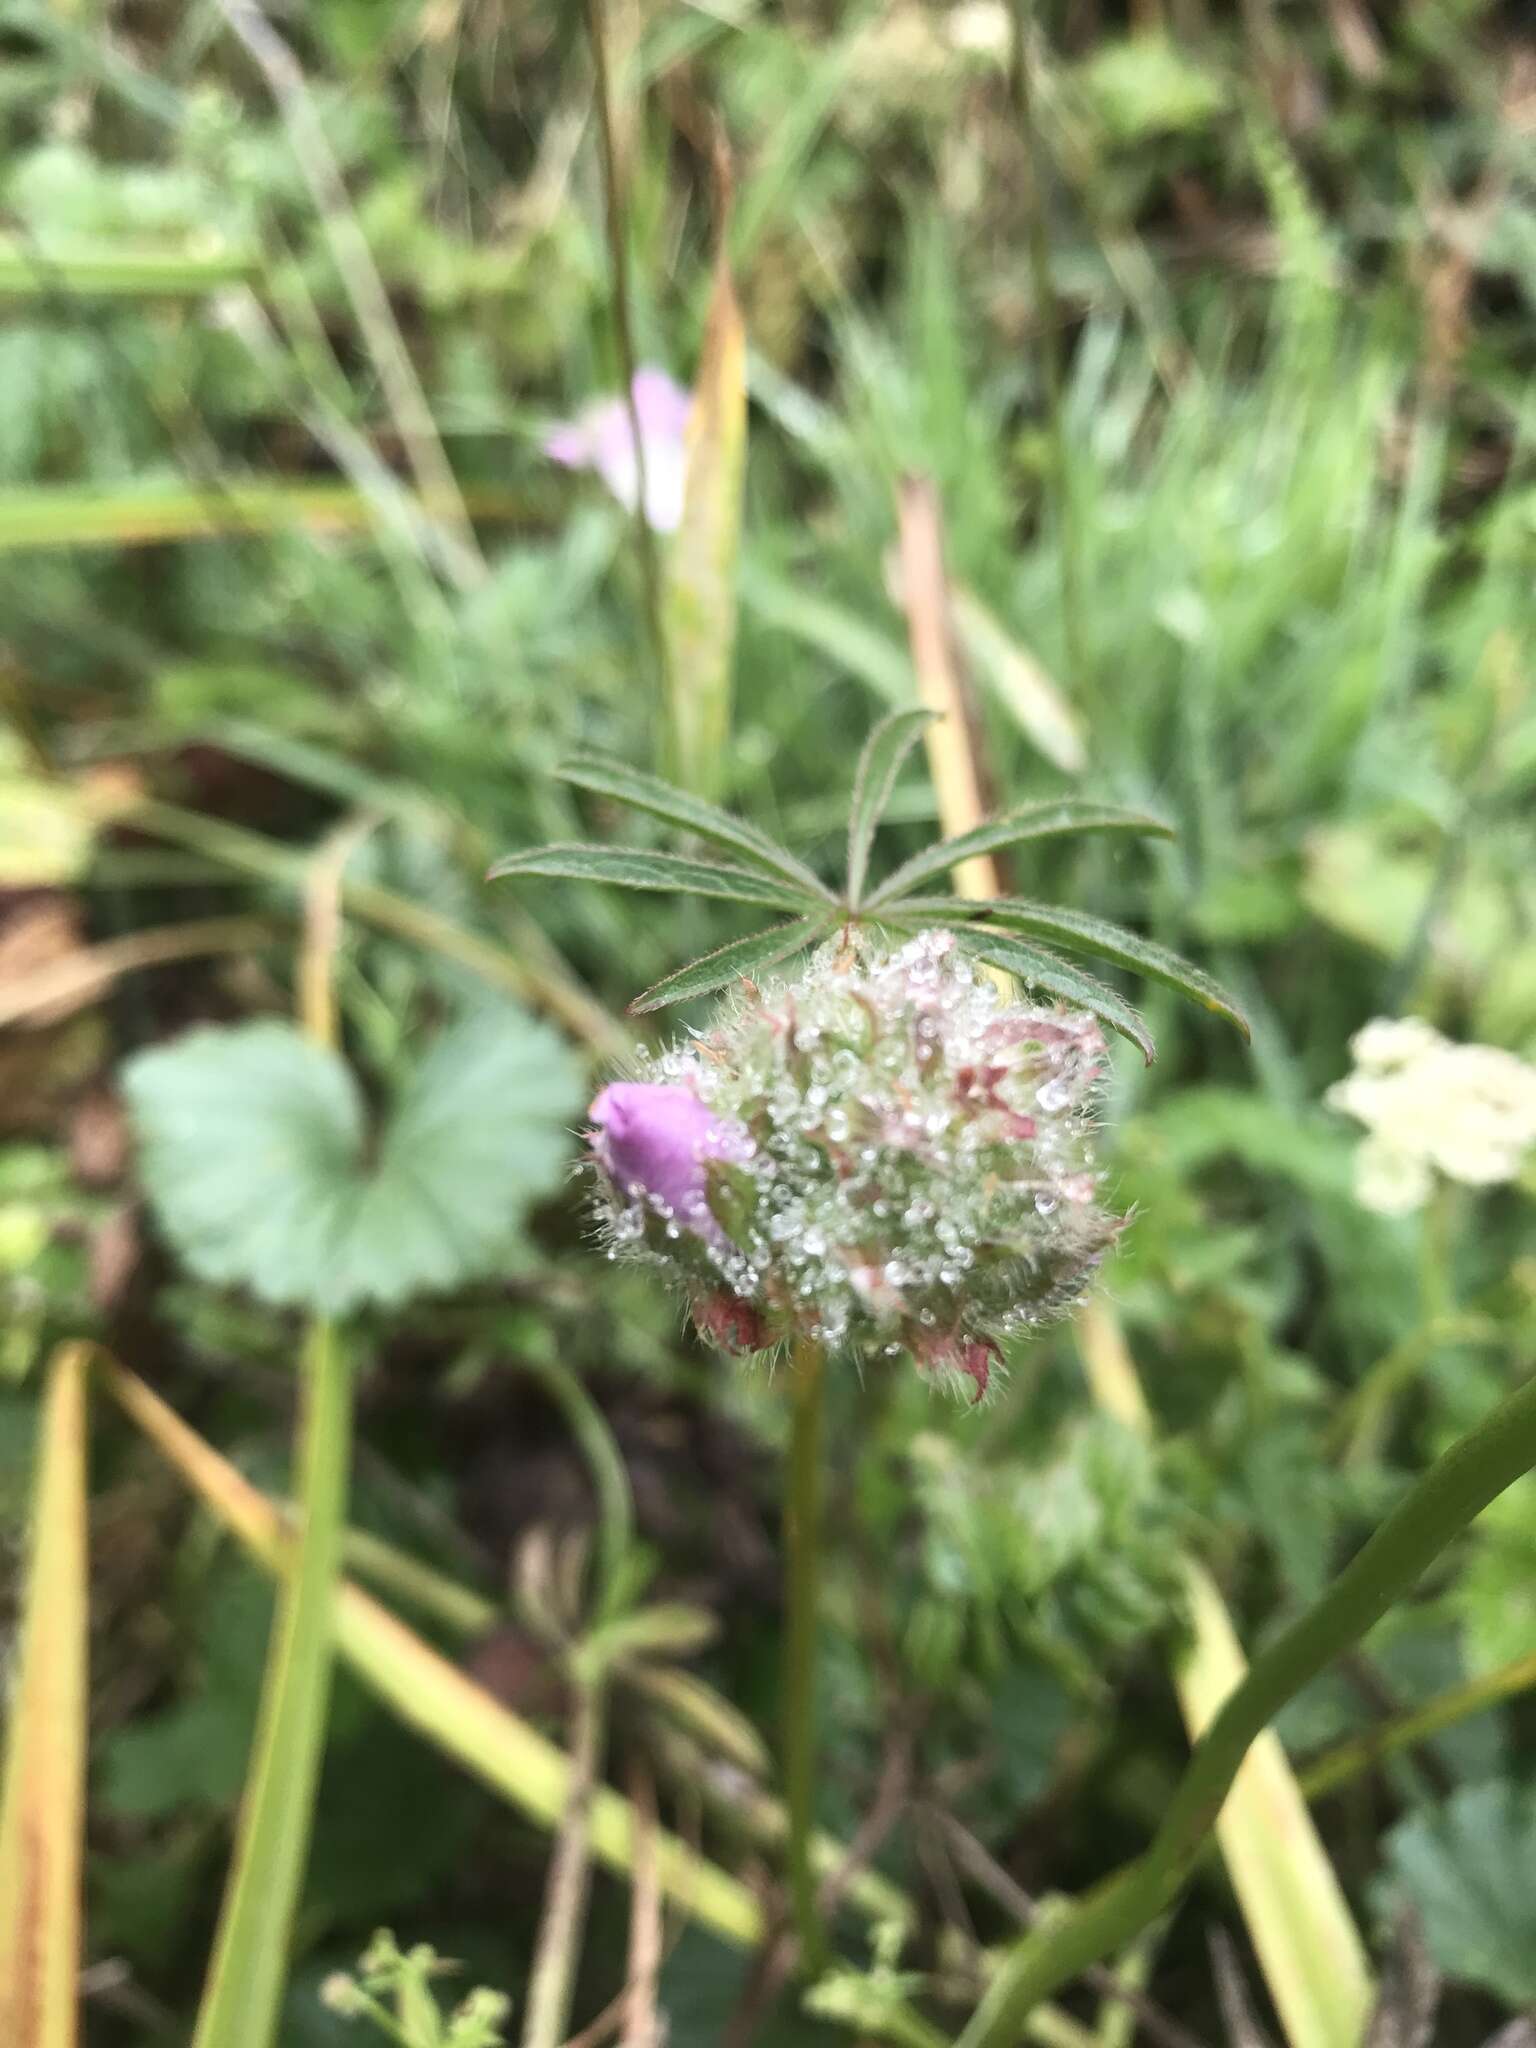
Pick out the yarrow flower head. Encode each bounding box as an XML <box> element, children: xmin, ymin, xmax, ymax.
<box><xmin>1327</xmin><ymin>1015</ymin><xmax>1536</xmax><ymax>1216</ymax></box>
<box><xmin>541</xmin><ymin>366</ymin><xmax>691</xmax><ymax>533</ymax></box>
<box><xmin>586</xmin><ymin>931</ymin><xmax>1122</xmax><ymax>1399</ymax></box>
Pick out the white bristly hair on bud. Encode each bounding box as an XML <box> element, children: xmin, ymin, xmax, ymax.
<box><xmin>587</xmin><ymin>931</ymin><xmax>1123</xmax><ymax>1399</ymax></box>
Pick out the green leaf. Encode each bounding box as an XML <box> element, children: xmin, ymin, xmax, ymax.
<box><xmin>865</xmin><ymin>801</ymin><xmax>1174</xmax><ymax>906</ymax></box>
<box><xmin>486</xmin><ymin>842</ymin><xmax>815</xmax><ymax>912</ymax></box>
<box><xmin>910</xmin><ymin>898</ymin><xmax>1250</xmax><ymax>1039</ymax></box>
<box><xmin>123</xmin><ymin>1006</ymin><xmax>582</xmax><ymax>1315</ymax></box>
<box><xmin>951</xmin><ymin>931</ymin><xmax>1157</xmax><ymax>1065</ymax></box>
<box><xmin>628</xmin><ymin>917</ymin><xmax>832</xmax><ymax>1014</ymax></box>
<box><xmin>556</xmin><ymin>755</ymin><xmax>830</xmax><ymax>898</ymax></box>
<box><xmin>846</xmin><ymin>708</ymin><xmax>934</xmax><ymax>907</ymax></box>
<box><xmin>1375</xmin><ymin>1783</ymin><xmax>1536</xmax><ymax>2006</ymax></box>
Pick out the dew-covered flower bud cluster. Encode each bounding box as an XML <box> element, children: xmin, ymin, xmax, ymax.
<box><xmin>587</xmin><ymin>931</ymin><xmax>1122</xmax><ymax>1398</ymax></box>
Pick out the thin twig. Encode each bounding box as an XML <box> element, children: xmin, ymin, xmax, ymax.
<box><xmin>522</xmin><ymin>1683</ymin><xmax>608</xmax><ymax>2048</ymax></box>
<box><xmin>619</xmin><ymin>1764</ymin><xmax>664</xmax><ymax>2048</ymax></box>
<box><xmin>213</xmin><ymin>0</ymin><xmax>484</xmax><ymax>586</ymax></box>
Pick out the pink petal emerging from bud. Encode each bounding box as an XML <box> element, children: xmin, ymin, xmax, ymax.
<box><xmin>588</xmin><ymin>1081</ymin><xmax>748</xmax><ymax>1244</ymax></box>
<box><xmin>541</xmin><ymin>368</ymin><xmax>692</xmax><ymax>533</ymax></box>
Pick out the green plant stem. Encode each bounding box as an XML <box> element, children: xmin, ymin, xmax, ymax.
<box><xmin>583</xmin><ymin>0</ymin><xmax>668</xmax><ymax>733</ymax></box>
<box><xmin>957</xmin><ymin>1364</ymin><xmax>1536</xmax><ymax>2047</ymax></box>
<box><xmin>1300</xmin><ymin>1643</ymin><xmax>1536</xmax><ymax>1803</ymax></box>
<box><xmin>336</xmin><ymin>1524</ymin><xmax>497</xmax><ymax>1637</ymax></box>
<box><xmin>785</xmin><ymin>1336</ymin><xmax>829</xmax><ymax>1973</ymax></box>
<box><xmin>516</xmin><ymin>1347</ymin><xmax>634</xmax><ymax>1620</ymax></box>
<box><xmin>1007</xmin><ymin>0</ymin><xmax>1091</xmax><ymax>740</ymax></box>
<box><xmin>192</xmin><ymin>1320</ymin><xmax>352</xmax><ymax>2048</ymax></box>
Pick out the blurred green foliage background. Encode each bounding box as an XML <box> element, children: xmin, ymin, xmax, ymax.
<box><xmin>2</xmin><ymin>1</ymin><xmax>1536</xmax><ymax>2042</ymax></box>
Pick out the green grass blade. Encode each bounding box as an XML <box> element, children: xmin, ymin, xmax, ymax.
<box><xmin>916</xmin><ymin>897</ymin><xmax>1250</xmax><ymax>1039</ymax></box>
<box><xmin>845</xmin><ymin>708</ymin><xmax>934</xmax><ymax>907</ymax></box>
<box><xmin>866</xmin><ymin>802</ymin><xmax>1173</xmax><ymax>906</ymax></box>
<box><xmin>0</xmin><ymin>482</ymin><xmax>526</xmax><ymax>553</ymax></box>
<box><xmin>953</xmin><ymin>931</ymin><xmax>1157</xmax><ymax>1065</ymax></box>
<box><xmin>557</xmin><ymin>755</ymin><xmax>831</xmax><ymax>898</ymax></box>
<box><xmin>0</xmin><ymin>236</ymin><xmax>258</xmax><ymax>296</ymax></box>
<box><xmin>0</xmin><ymin>1344</ymin><xmax>89</xmax><ymax>2048</ymax></box>
<box><xmin>486</xmin><ymin>842</ymin><xmax>816</xmax><ymax>911</ymax></box>
<box><xmin>190</xmin><ymin>1321</ymin><xmax>352</xmax><ymax>2048</ymax></box>
<box><xmin>628</xmin><ymin>917</ymin><xmax>831</xmax><ymax>1013</ymax></box>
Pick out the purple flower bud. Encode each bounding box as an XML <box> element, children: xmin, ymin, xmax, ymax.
<box><xmin>541</xmin><ymin>368</ymin><xmax>692</xmax><ymax>533</ymax></box>
<box><xmin>588</xmin><ymin>1081</ymin><xmax>749</xmax><ymax>1244</ymax></box>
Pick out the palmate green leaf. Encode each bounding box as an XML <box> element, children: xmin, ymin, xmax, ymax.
<box><xmin>629</xmin><ymin>917</ymin><xmax>834</xmax><ymax>1014</ymax></box>
<box><xmin>123</xmin><ymin>1006</ymin><xmax>583</xmax><ymax>1315</ymax></box>
<box><xmin>1376</xmin><ymin>1783</ymin><xmax>1536</xmax><ymax>2006</ymax></box>
<box><xmin>846</xmin><ymin>707</ymin><xmax>934</xmax><ymax>907</ymax></box>
<box><xmin>556</xmin><ymin>755</ymin><xmax>830</xmax><ymax>898</ymax></box>
<box><xmin>950</xmin><ymin>930</ymin><xmax>1157</xmax><ymax>1065</ymax></box>
<box><xmin>903</xmin><ymin>896</ymin><xmax>1250</xmax><ymax>1039</ymax></box>
<box><xmin>487</xmin><ymin>842</ymin><xmax>817</xmax><ymax>912</ymax></box>
<box><xmin>865</xmin><ymin>801</ymin><xmax>1174</xmax><ymax>907</ymax></box>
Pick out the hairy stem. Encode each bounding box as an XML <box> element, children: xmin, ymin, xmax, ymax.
<box><xmin>958</xmin><ymin>1364</ymin><xmax>1536</xmax><ymax>2045</ymax></box>
<box><xmin>785</xmin><ymin>1336</ymin><xmax>829</xmax><ymax>1971</ymax></box>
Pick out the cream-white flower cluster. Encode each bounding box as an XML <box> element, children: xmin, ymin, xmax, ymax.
<box><xmin>1327</xmin><ymin>1016</ymin><xmax>1536</xmax><ymax>1216</ymax></box>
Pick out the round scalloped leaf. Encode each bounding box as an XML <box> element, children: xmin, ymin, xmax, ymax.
<box><xmin>123</xmin><ymin>1007</ymin><xmax>582</xmax><ymax>1315</ymax></box>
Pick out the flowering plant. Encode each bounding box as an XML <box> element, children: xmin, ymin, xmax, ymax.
<box><xmin>493</xmin><ymin>712</ymin><xmax>1250</xmax><ymax>1392</ymax></box>
<box><xmin>491</xmin><ymin>710</ymin><xmax>1251</xmax><ymax>1972</ymax></box>
<box><xmin>1327</xmin><ymin>1015</ymin><xmax>1536</xmax><ymax>1215</ymax></box>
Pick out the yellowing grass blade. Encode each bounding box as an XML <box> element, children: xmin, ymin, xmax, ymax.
<box><xmin>0</xmin><ymin>1343</ymin><xmax>90</xmax><ymax>2048</ymax></box>
<box><xmin>663</xmin><ymin>136</ymin><xmax>747</xmax><ymax>800</ymax></box>
<box><xmin>97</xmin><ymin>1357</ymin><xmax>761</xmax><ymax>1950</ymax></box>
<box><xmin>1078</xmin><ymin>1304</ymin><xmax>1373</xmax><ymax>2048</ymax></box>
<box><xmin>894</xmin><ymin>477</ymin><xmax>999</xmax><ymax>904</ymax></box>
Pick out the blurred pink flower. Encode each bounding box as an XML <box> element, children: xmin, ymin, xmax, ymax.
<box><xmin>542</xmin><ymin>368</ymin><xmax>692</xmax><ymax>532</ymax></box>
<box><xmin>588</xmin><ymin>1080</ymin><xmax>749</xmax><ymax>1243</ymax></box>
